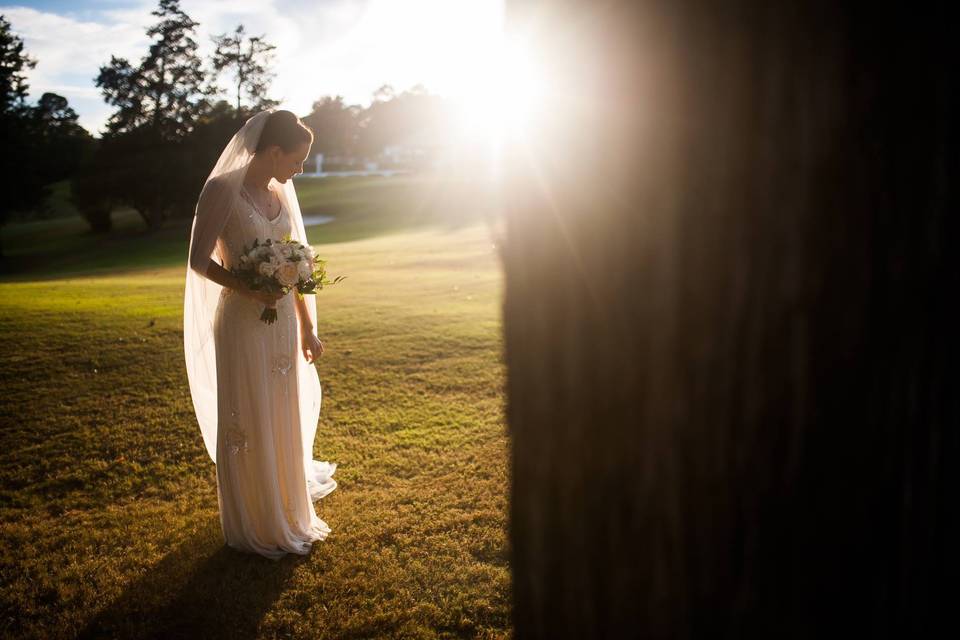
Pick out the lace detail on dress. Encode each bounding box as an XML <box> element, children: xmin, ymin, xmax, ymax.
<box><xmin>225</xmin><ymin>407</ymin><xmax>249</xmax><ymax>455</ymax></box>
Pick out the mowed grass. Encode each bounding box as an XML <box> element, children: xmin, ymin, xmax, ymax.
<box><xmin>0</xmin><ymin>173</ymin><xmax>503</xmax><ymax>279</ymax></box>
<box><xmin>0</xmin><ymin>179</ymin><xmax>511</xmax><ymax>639</ymax></box>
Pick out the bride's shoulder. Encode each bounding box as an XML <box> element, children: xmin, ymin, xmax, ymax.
<box><xmin>202</xmin><ymin>165</ymin><xmax>248</xmax><ymax>196</ymax></box>
<box><xmin>200</xmin><ymin>176</ymin><xmax>229</xmax><ymax>207</ymax></box>
<box><xmin>200</xmin><ymin>174</ymin><xmax>236</xmax><ymax>199</ymax></box>
<box><xmin>197</xmin><ymin>172</ymin><xmax>243</xmax><ymax>218</ymax></box>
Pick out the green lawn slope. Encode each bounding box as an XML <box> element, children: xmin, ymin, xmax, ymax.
<box><xmin>0</xmin><ymin>175</ymin><xmax>511</xmax><ymax>639</ymax></box>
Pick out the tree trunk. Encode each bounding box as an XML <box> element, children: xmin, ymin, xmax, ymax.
<box><xmin>500</xmin><ymin>1</ymin><xmax>958</xmax><ymax>637</ymax></box>
<box><xmin>0</xmin><ymin>222</ymin><xmax>7</xmax><ymax>272</ymax></box>
<box><xmin>136</xmin><ymin>206</ymin><xmax>164</xmax><ymax>232</ymax></box>
<box><xmin>154</xmin><ymin>56</ymin><xmax>166</xmax><ymax>132</ymax></box>
<box><xmin>237</xmin><ymin>37</ymin><xmax>244</xmax><ymax>114</ymax></box>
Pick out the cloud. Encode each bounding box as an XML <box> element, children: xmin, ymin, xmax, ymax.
<box><xmin>183</xmin><ymin>0</ymin><xmax>375</xmax><ymax>111</ymax></box>
<box><xmin>0</xmin><ymin>5</ymin><xmax>149</xmax><ymax>134</ymax></box>
<box><xmin>86</xmin><ymin>0</ymin><xmax>380</xmax><ymax>116</ymax></box>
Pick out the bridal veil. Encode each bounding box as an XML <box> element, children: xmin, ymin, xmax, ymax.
<box><xmin>183</xmin><ymin>108</ymin><xmax>322</xmax><ymax>467</ymax></box>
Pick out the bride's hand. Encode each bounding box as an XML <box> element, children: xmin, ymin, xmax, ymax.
<box><xmin>301</xmin><ymin>331</ymin><xmax>324</xmax><ymax>363</ymax></box>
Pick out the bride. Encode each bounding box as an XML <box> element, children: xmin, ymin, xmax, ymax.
<box><xmin>183</xmin><ymin>109</ymin><xmax>338</xmax><ymax>560</ymax></box>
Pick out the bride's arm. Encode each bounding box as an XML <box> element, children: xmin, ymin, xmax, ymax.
<box><xmin>187</xmin><ymin>236</ymin><xmax>246</xmax><ymax>294</ymax></box>
<box><xmin>294</xmin><ymin>294</ymin><xmax>314</xmax><ymax>331</ymax></box>
<box><xmin>189</xmin><ymin>178</ymin><xmax>246</xmax><ymax>291</ymax></box>
<box><xmin>199</xmin><ymin>260</ymin><xmax>284</xmax><ymax>307</ymax></box>
<box><xmin>189</xmin><ymin>178</ymin><xmax>276</xmax><ymax>304</ymax></box>
<box><xmin>188</xmin><ymin>233</ymin><xmax>273</xmax><ymax>303</ymax></box>
<box><xmin>295</xmin><ymin>294</ymin><xmax>324</xmax><ymax>362</ymax></box>
<box><xmin>201</xmin><ymin>260</ymin><xmax>246</xmax><ymax>292</ymax></box>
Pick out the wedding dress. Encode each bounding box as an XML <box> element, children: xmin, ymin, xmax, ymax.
<box><xmin>183</xmin><ymin>110</ymin><xmax>337</xmax><ymax>560</ymax></box>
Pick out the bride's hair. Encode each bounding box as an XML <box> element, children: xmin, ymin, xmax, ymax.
<box><xmin>255</xmin><ymin>110</ymin><xmax>313</xmax><ymax>153</ymax></box>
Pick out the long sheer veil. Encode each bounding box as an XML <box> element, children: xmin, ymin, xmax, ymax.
<box><xmin>183</xmin><ymin>108</ymin><xmax>322</xmax><ymax>474</ymax></box>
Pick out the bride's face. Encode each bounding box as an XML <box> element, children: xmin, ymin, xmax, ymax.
<box><xmin>269</xmin><ymin>142</ymin><xmax>311</xmax><ymax>183</ymax></box>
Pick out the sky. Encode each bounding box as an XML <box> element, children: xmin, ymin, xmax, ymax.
<box><xmin>1</xmin><ymin>0</ymin><xmax>505</xmax><ymax>136</ymax></box>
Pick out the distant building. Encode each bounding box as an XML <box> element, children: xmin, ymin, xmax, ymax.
<box><xmin>378</xmin><ymin>128</ymin><xmax>447</xmax><ymax>171</ymax></box>
<box><xmin>304</xmin><ymin>127</ymin><xmax>449</xmax><ymax>177</ymax></box>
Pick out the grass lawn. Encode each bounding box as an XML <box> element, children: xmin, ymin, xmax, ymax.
<box><xmin>0</xmin><ymin>173</ymin><xmax>503</xmax><ymax>280</ymax></box>
<box><xmin>0</xmin><ymin>175</ymin><xmax>511</xmax><ymax>639</ymax></box>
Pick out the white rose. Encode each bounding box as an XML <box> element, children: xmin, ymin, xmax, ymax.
<box><xmin>279</xmin><ymin>244</ymin><xmax>294</xmax><ymax>259</ymax></box>
<box><xmin>277</xmin><ymin>261</ymin><xmax>300</xmax><ymax>286</ymax></box>
<box><xmin>297</xmin><ymin>260</ymin><xmax>313</xmax><ymax>280</ymax></box>
<box><xmin>258</xmin><ymin>259</ymin><xmax>278</xmax><ymax>277</ymax></box>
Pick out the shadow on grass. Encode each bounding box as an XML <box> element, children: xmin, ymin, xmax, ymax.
<box><xmin>78</xmin><ymin>515</ymin><xmax>310</xmax><ymax>640</ymax></box>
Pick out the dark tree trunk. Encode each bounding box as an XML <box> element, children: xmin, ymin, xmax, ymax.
<box><xmin>136</xmin><ymin>205</ymin><xmax>165</xmax><ymax>232</ymax></box>
<box><xmin>0</xmin><ymin>222</ymin><xmax>7</xmax><ymax>271</ymax></box>
<box><xmin>501</xmin><ymin>1</ymin><xmax>958</xmax><ymax>637</ymax></box>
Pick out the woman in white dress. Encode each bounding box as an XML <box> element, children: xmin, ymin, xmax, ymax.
<box><xmin>183</xmin><ymin>109</ymin><xmax>338</xmax><ymax>560</ymax></box>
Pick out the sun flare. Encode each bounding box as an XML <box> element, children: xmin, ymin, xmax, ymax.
<box><xmin>451</xmin><ymin>36</ymin><xmax>545</xmax><ymax>144</ymax></box>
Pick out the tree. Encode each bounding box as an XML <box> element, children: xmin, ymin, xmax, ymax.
<box><xmin>32</xmin><ymin>91</ymin><xmax>80</xmax><ymax>129</ymax></box>
<box><xmin>30</xmin><ymin>92</ymin><xmax>93</xmax><ymax>185</ymax></box>
<box><xmin>95</xmin><ymin>0</ymin><xmax>208</xmax><ymax>139</ymax></box>
<box><xmin>78</xmin><ymin>125</ymin><xmax>201</xmax><ymax>230</ymax></box>
<box><xmin>502</xmin><ymin>0</ymin><xmax>957</xmax><ymax>637</ymax></box>
<box><xmin>0</xmin><ymin>14</ymin><xmax>35</xmax><ymax>114</ymax></box>
<box><xmin>0</xmin><ymin>16</ymin><xmax>43</xmax><ymax>265</ymax></box>
<box><xmin>355</xmin><ymin>84</ymin><xmax>452</xmax><ymax>161</ymax></box>
<box><xmin>210</xmin><ymin>24</ymin><xmax>278</xmax><ymax>116</ymax></box>
<box><xmin>301</xmin><ymin>95</ymin><xmax>361</xmax><ymax>162</ymax></box>
<box><xmin>83</xmin><ymin>0</ymin><xmax>211</xmax><ymax>230</ymax></box>
<box><xmin>371</xmin><ymin>84</ymin><xmax>394</xmax><ymax>103</ymax></box>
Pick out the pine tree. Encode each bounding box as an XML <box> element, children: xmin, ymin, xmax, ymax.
<box><xmin>0</xmin><ymin>14</ymin><xmax>35</xmax><ymax>115</ymax></box>
<box><xmin>210</xmin><ymin>24</ymin><xmax>278</xmax><ymax>117</ymax></box>
<box><xmin>95</xmin><ymin>0</ymin><xmax>208</xmax><ymax>138</ymax></box>
<box><xmin>0</xmin><ymin>15</ymin><xmax>42</xmax><ymax>265</ymax></box>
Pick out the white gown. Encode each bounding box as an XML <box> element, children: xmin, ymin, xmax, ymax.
<box><xmin>212</xmin><ymin>186</ymin><xmax>337</xmax><ymax>559</ymax></box>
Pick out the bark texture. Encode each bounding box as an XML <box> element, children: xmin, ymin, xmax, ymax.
<box><xmin>500</xmin><ymin>2</ymin><xmax>958</xmax><ymax>637</ymax></box>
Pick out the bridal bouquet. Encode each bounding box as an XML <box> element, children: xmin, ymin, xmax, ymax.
<box><xmin>231</xmin><ymin>235</ymin><xmax>345</xmax><ymax>324</ymax></box>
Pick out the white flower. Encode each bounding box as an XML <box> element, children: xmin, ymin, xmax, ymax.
<box><xmin>277</xmin><ymin>261</ymin><xmax>299</xmax><ymax>286</ymax></box>
<box><xmin>258</xmin><ymin>260</ymin><xmax>278</xmax><ymax>277</ymax></box>
<box><xmin>279</xmin><ymin>244</ymin><xmax>294</xmax><ymax>259</ymax></box>
<box><xmin>297</xmin><ymin>260</ymin><xmax>313</xmax><ymax>280</ymax></box>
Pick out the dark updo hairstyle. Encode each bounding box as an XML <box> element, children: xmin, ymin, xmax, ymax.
<box><xmin>255</xmin><ymin>110</ymin><xmax>313</xmax><ymax>154</ymax></box>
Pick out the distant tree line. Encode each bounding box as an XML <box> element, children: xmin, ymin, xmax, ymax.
<box><xmin>1</xmin><ymin>0</ymin><xmax>460</xmax><ymax>242</ymax></box>
<box><xmin>304</xmin><ymin>85</ymin><xmax>453</xmax><ymax>167</ymax></box>
<box><xmin>73</xmin><ymin>0</ymin><xmax>458</xmax><ymax>233</ymax></box>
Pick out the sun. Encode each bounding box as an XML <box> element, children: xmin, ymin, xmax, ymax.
<box><xmin>451</xmin><ymin>35</ymin><xmax>545</xmax><ymax>144</ymax></box>
<box><xmin>319</xmin><ymin>0</ymin><xmax>547</xmax><ymax>171</ymax></box>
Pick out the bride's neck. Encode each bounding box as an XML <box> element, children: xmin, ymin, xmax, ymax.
<box><xmin>244</xmin><ymin>159</ymin><xmax>273</xmax><ymax>192</ymax></box>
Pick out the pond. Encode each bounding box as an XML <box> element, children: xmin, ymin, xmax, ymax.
<box><xmin>302</xmin><ymin>215</ymin><xmax>335</xmax><ymax>227</ymax></box>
